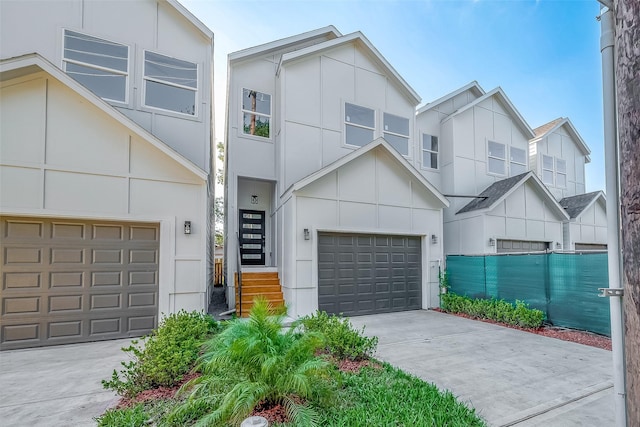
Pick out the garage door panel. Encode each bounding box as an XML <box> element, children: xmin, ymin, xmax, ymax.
<box><xmin>1</xmin><ymin>216</ymin><xmax>159</xmax><ymax>350</ymax></box>
<box><xmin>318</xmin><ymin>232</ymin><xmax>422</xmax><ymax>316</ymax></box>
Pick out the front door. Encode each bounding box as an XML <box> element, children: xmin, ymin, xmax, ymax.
<box><xmin>239</xmin><ymin>209</ymin><xmax>265</xmax><ymax>265</ymax></box>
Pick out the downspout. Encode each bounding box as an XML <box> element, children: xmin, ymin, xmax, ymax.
<box><xmin>599</xmin><ymin>5</ymin><xmax>627</xmax><ymax>426</ymax></box>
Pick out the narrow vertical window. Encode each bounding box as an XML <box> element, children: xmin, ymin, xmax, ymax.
<box><xmin>542</xmin><ymin>154</ymin><xmax>554</xmax><ymax>185</ymax></box>
<box><xmin>63</xmin><ymin>30</ymin><xmax>128</xmax><ymax>102</ymax></box>
<box><xmin>144</xmin><ymin>51</ymin><xmax>198</xmax><ymax>116</ymax></box>
<box><xmin>242</xmin><ymin>89</ymin><xmax>271</xmax><ymax>138</ymax></box>
<box><xmin>345</xmin><ymin>103</ymin><xmax>375</xmax><ymax>147</ymax></box>
<box><xmin>422</xmin><ymin>134</ymin><xmax>438</xmax><ymax>169</ymax></box>
<box><xmin>488</xmin><ymin>141</ymin><xmax>506</xmax><ymax>175</ymax></box>
<box><xmin>383</xmin><ymin>113</ymin><xmax>410</xmax><ymax>156</ymax></box>
<box><xmin>509</xmin><ymin>147</ymin><xmax>527</xmax><ymax>176</ymax></box>
<box><xmin>556</xmin><ymin>158</ymin><xmax>567</xmax><ymax>188</ymax></box>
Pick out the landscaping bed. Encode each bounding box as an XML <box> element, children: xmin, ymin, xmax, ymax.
<box><xmin>97</xmin><ymin>301</ymin><xmax>486</xmax><ymax>426</ymax></box>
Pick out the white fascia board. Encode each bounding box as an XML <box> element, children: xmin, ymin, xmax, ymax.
<box><xmin>229</xmin><ymin>26</ymin><xmax>342</xmax><ymax>62</ymax></box>
<box><xmin>280</xmin><ymin>32</ymin><xmax>421</xmax><ymax>105</ymax></box>
<box><xmin>416</xmin><ymin>81</ymin><xmax>485</xmax><ymax>115</ymax></box>
<box><xmin>529</xmin><ymin>118</ymin><xmax>592</xmax><ymax>163</ymax></box>
<box><xmin>165</xmin><ymin>0</ymin><xmax>213</xmax><ymax>40</ymax></box>
<box><xmin>288</xmin><ymin>137</ymin><xmax>448</xmax><ymax>207</ymax></box>
<box><xmin>1</xmin><ymin>54</ymin><xmax>207</xmax><ymax>181</ymax></box>
<box><xmin>441</xmin><ymin>87</ymin><xmax>535</xmax><ymax>139</ymax></box>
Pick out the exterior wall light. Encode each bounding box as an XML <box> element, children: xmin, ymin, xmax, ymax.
<box><xmin>556</xmin><ymin>242</ymin><xmax>562</xmax><ymax>249</ymax></box>
<box><xmin>303</xmin><ymin>228</ymin><xmax>310</xmax><ymax>240</ymax></box>
<box><xmin>489</xmin><ymin>237</ymin><xmax>496</xmax><ymax>247</ymax></box>
<box><xmin>431</xmin><ymin>234</ymin><xmax>438</xmax><ymax>244</ymax></box>
<box><xmin>184</xmin><ymin>221</ymin><xmax>192</xmax><ymax>234</ymax></box>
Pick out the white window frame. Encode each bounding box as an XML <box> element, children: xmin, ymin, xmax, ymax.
<box><xmin>344</xmin><ymin>102</ymin><xmax>376</xmax><ymax>148</ymax></box>
<box><xmin>383</xmin><ymin>112</ymin><xmax>410</xmax><ymax>157</ymax></box>
<box><xmin>556</xmin><ymin>158</ymin><xmax>567</xmax><ymax>188</ymax></box>
<box><xmin>542</xmin><ymin>154</ymin><xmax>555</xmax><ymax>185</ymax></box>
<box><xmin>62</xmin><ymin>29</ymin><xmax>129</xmax><ymax>104</ymax></box>
<box><xmin>509</xmin><ymin>146</ymin><xmax>527</xmax><ymax>177</ymax></box>
<box><xmin>240</xmin><ymin>88</ymin><xmax>272</xmax><ymax>140</ymax></box>
<box><xmin>142</xmin><ymin>50</ymin><xmax>198</xmax><ymax>117</ymax></box>
<box><xmin>421</xmin><ymin>133</ymin><xmax>439</xmax><ymax>170</ymax></box>
<box><xmin>487</xmin><ymin>140</ymin><xmax>507</xmax><ymax>176</ymax></box>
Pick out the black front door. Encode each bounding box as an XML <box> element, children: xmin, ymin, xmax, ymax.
<box><xmin>239</xmin><ymin>209</ymin><xmax>265</xmax><ymax>265</ymax></box>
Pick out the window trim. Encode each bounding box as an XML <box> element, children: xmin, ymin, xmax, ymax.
<box><xmin>62</xmin><ymin>28</ymin><xmax>130</xmax><ymax>104</ymax></box>
<box><xmin>344</xmin><ymin>102</ymin><xmax>376</xmax><ymax>149</ymax></box>
<box><xmin>240</xmin><ymin>87</ymin><xmax>272</xmax><ymax>140</ymax></box>
<box><xmin>542</xmin><ymin>154</ymin><xmax>555</xmax><ymax>185</ymax></box>
<box><xmin>421</xmin><ymin>133</ymin><xmax>439</xmax><ymax>170</ymax></box>
<box><xmin>142</xmin><ymin>49</ymin><xmax>199</xmax><ymax>117</ymax></box>
<box><xmin>509</xmin><ymin>146</ymin><xmax>527</xmax><ymax>177</ymax></box>
<box><xmin>555</xmin><ymin>158</ymin><xmax>567</xmax><ymax>188</ymax></box>
<box><xmin>487</xmin><ymin>140</ymin><xmax>507</xmax><ymax>176</ymax></box>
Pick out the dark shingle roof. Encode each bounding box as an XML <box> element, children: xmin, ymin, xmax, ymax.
<box><xmin>559</xmin><ymin>191</ymin><xmax>602</xmax><ymax>218</ymax></box>
<box><xmin>533</xmin><ymin>117</ymin><xmax>564</xmax><ymax>138</ymax></box>
<box><xmin>457</xmin><ymin>172</ymin><xmax>530</xmax><ymax>214</ymax></box>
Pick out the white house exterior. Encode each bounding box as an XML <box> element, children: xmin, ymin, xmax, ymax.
<box><xmin>559</xmin><ymin>191</ymin><xmax>608</xmax><ymax>251</ymax></box>
<box><xmin>0</xmin><ymin>0</ymin><xmax>214</xmax><ymax>350</ymax></box>
<box><xmin>225</xmin><ymin>28</ymin><xmax>448</xmax><ymax>318</ymax></box>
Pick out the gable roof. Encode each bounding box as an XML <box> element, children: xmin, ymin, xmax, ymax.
<box><xmin>0</xmin><ymin>54</ymin><xmax>207</xmax><ymax>181</ymax></box>
<box><xmin>457</xmin><ymin>171</ymin><xmax>570</xmax><ymax>220</ymax></box>
<box><xmin>416</xmin><ymin>81</ymin><xmax>485</xmax><ymax>115</ymax></box>
<box><xmin>165</xmin><ymin>0</ymin><xmax>213</xmax><ymax>40</ymax></box>
<box><xmin>559</xmin><ymin>191</ymin><xmax>606</xmax><ymax>219</ymax></box>
<box><xmin>442</xmin><ymin>87</ymin><xmax>535</xmax><ymax>139</ymax></box>
<box><xmin>530</xmin><ymin>117</ymin><xmax>591</xmax><ymax>162</ymax></box>
<box><xmin>278</xmin><ymin>32</ymin><xmax>420</xmax><ymax>105</ymax></box>
<box><xmin>287</xmin><ymin>137</ymin><xmax>448</xmax><ymax>207</ymax></box>
<box><xmin>229</xmin><ymin>26</ymin><xmax>341</xmax><ymax>62</ymax></box>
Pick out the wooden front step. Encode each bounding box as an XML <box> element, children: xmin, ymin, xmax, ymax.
<box><xmin>235</xmin><ymin>272</ymin><xmax>284</xmax><ymax>317</ymax></box>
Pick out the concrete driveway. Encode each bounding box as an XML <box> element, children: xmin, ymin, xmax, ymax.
<box><xmin>0</xmin><ymin>338</ymin><xmax>133</xmax><ymax>427</ymax></box>
<box><xmin>349</xmin><ymin>310</ymin><xmax>614</xmax><ymax>427</ymax></box>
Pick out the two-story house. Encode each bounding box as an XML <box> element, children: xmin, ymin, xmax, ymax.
<box><xmin>225</xmin><ymin>27</ymin><xmax>448</xmax><ymax>318</ymax></box>
<box><xmin>0</xmin><ymin>0</ymin><xmax>214</xmax><ymax>350</ymax></box>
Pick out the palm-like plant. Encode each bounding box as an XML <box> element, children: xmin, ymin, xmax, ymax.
<box><xmin>177</xmin><ymin>297</ymin><xmax>332</xmax><ymax>427</ymax></box>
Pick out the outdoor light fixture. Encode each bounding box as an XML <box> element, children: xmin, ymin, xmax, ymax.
<box><xmin>489</xmin><ymin>237</ymin><xmax>496</xmax><ymax>247</ymax></box>
<box><xmin>431</xmin><ymin>234</ymin><xmax>438</xmax><ymax>244</ymax></box>
<box><xmin>251</xmin><ymin>195</ymin><xmax>258</xmax><ymax>204</ymax></box>
<box><xmin>303</xmin><ymin>228</ymin><xmax>310</xmax><ymax>240</ymax></box>
<box><xmin>184</xmin><ymin>221</ymin><xmax>192</xmax><ymax>235</ymax></box>
<box><xmin>556</xmin><ymin>242</ymin><xmax>562</xmax><ymax>250</ymax></box>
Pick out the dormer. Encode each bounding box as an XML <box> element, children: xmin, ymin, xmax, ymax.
<box><xmin>529</xmin><ymin>117</ymin><xmax>591</xmax><ymax>200</ymax></box>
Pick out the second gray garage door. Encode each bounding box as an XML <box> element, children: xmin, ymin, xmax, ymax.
<box><xmin>1</xmin><ymin>216</ymin><xmax>159</xmax><ymax>350</ymax></box>
<box><xmin>318</xmin><ymin>232</ymin><xmax>421</xmax><ymax>316</ymax></box>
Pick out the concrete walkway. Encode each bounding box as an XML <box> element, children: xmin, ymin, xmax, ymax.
<box><xmin>349</xmin><ymin>310</ymin><xmax>614</xmax><ymax>427</ymax></box>
<box><xmin>0</xmin><ymin>338</ymin><xmax>134</xmax><ymax>427</ymax></box>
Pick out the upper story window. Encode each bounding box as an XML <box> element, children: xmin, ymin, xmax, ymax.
<box><xmin>383</xmin><ymin>113</ymin><xmax>410</xmax><ymax>156</ymax></box>
<box><xmin>242</xmin><ymin>89</ymin><xmax>271</xmax><ymax>138</ymax></box>
<box><xmin>144</xmin><ymin>51</ymin><xmax>197</xmax><ymax>116</ymax></box>
<box><xmin>63</xmin><ymin>30</ymin><xmax>128</xmax><ymax>103</ymax></box>
<box><xmin>488</xmin><ymin>141</ymin><xmax>506</xmax><ymax>175</ymax></box>
<box><xmin>556</xmin><ymin>158</ymin><xmax>567</xmax><ymax>188</ymax></box>
<box><xmin>345</xmin><ymin>103</ymin><xmax>375</xmax><ymax>147</ymax></box>
<box><xmin>422</xmin><ymin>134</ymin><xmax>438</xmax><ymax>169</ymax></box>
<box><xmin>509</xmin><ymin>147</ymin><xmax>527</xmax><ymax>176</ymax></box>
<box><xmin>542</xmin><ymin>154</ymin><xmax>554</xmax><ymax>185</ymax></box>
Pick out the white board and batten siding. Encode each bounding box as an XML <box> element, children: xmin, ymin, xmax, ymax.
<box><xmin>0</xmin><ymin>72</ymin><xmax>208</xmax><ymax>316</ymax></box>
<box><xmin>567</xmin><ymin>201</ymin><xmax>608</xmax><ymax>250</ymax></box>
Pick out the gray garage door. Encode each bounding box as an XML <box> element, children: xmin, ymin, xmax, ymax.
<box><xmin>318</xmin><ymin>232</ymin><xmax>421</xmax><ymax>316</ymax></box>
<box><xmin>1</xmin><ymin>217</ymin><xmax>159</xmax><ymax>350</ymax></box>
<box><xmin>497</xmin><ymin>239</ymin><xmax>549</xmax><ymax>253</ymax></box>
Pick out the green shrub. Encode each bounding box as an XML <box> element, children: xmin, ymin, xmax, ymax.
<box><xmin>301</xmin><ymin>311</ymin><xmax>378</xmax><ymax>360</ymax></box>
<box><xmin>175</xmin><ymin>297</ymin><xmax>332</xmax><ymax>427</ymax></box>
<box><xmin>440</xmin><ymin>293</ymin><xmax>544</xmax><ymax>329</ymax></box>
<box><xmin>102</xmin><ymin>310</ymin><xmax>219</xmax><ymax>397</ymax></box>
<box><xmin>95</xmin><ymin>404</ymin><xmax>148</xmax><ymax>427</ymax></box>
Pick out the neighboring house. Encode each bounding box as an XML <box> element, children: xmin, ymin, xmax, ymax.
<box><xmin>225</xmin><ymin>27</ymin><xmax>448</xmax><ymax>318</ymax></box>
<box><xmin>559</xmin><ymin>191</ymin><xmax>608</xmax><ymax>251</ymax></box>
<box><xmin>0</xmin><ymin>0</ymin><xmax>214</xmax><ymax>350</ymax></box>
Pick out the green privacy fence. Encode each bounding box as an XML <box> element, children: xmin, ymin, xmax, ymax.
<box><xmin>446</xmin><ymin>252</ymin><xmax>610</xmax><ymax>336</ymax></box>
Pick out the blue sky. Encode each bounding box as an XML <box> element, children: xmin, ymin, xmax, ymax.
<box><xmin>182</xmin><ymin>0</ymin><xmax>606</xmax><ymax>192</ymax></box>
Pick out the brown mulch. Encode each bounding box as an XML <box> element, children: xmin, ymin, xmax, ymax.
<box><xmin>336</xmin><ymin>358</ymin><xmax>381</xmax><ymax>373</ymax></box>
<box><xmin>433</xmin><ymin>308</ymin><xmax>612</xmax><ymax>351</ymax></box>
<box><xmin>251</xmin><ymin>401</ymin><xmax>289</xmax><ymax>424</ymax></box>
<box><xmin>115</xmin><ymin>371</ymin><xmax>201</xmax><ymax>409</ymax></box>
